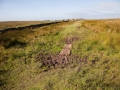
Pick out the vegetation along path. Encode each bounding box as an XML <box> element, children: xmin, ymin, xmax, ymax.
<box><xmin>39</xmin><ymin>21</ymin><xmax>81</xmax><ymax>69</ymax></box>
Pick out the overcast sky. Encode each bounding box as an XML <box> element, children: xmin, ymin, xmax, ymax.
<box><xmin>0</xmin><ymin>0</ymin><xmax>120</xmax><ymax>21</ymax></box>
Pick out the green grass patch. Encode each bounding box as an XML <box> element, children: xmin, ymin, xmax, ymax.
<box><xmin>1</xmin><ymin>20</ymin><xmax>120</xmax><ymax>90</ymax></box>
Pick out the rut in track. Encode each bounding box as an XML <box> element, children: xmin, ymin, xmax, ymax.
<box><xmin>36</xmin><ymin>36</ymin><xmax>79</xmax><ymax>69</ymax></box>
<box><xmin>36</xmin><ymin>22</ymin><xmax>81</xmax><ymax>68</ymax></box>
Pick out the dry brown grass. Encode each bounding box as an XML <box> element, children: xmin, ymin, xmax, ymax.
<box><xmin>82</xmin><ymin>19</ymin><xmax>120</xmax><ymax>33</ymax></box>
<box><xmin>0</xmin><ymin>21</ymin><xmax>50</xmax><ymax>30</ymax></box>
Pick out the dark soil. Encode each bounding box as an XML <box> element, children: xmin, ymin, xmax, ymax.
<box><xmin>65</xmin><ymin>36</ymin><xmax>79</xmax><ymax>44</ymax></box>
<box><xmin>35</xmin><ymin>54</ymin><xmax>87</xmax><ymax>69</ymax></box>
<box><xmin>35</xmin><ymin>36</ymin><xmax>83</xmax><ymax>69</ymax></box>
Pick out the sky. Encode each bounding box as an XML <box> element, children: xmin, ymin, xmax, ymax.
<box><xmin>0</xmin><ymin>0</ymin><xmax>120</xmax><ymax>21</ymax></box>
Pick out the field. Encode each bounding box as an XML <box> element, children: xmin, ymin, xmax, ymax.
<box><xmin>0</xmin><ymin>19</ymin><xmax>120</xmax><ymax>90</ymax></box>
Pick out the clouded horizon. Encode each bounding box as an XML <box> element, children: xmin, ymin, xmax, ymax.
<box><xmin>0</xmin><ymin>0</ymin><xmax>120</xmax><ymax>21</ymax></box>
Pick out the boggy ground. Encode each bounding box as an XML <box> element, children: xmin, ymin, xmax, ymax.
<box><xmin>0</xmin><ymin>21</ymin><xmax>79</xmax><ymax>89</ymax></box>
<box><xmin>36</xmin><ymin>36</ymin><xmax>80</xmax><ymax>69</ymax></box>
<box><xmin>1</xmin><ymin>19</ymin><xmax>120</xmax><ymax>90</ymax></box>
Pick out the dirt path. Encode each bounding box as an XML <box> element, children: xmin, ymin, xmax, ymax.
<box><xmin>59</xmin><ymin>22</ymin><xmax>80</xmax><ymax>55</ymax></box>
<box><xmin>59</xmin><ymin>44</ymin><xmax>72</xmax><ymax>55</ymax></box>
<box><xmin>59</xmin><ymin>37</ymin><xmax>79</xmax><ymax>55</ymax></box>
<box><xmin>36</xmin><ymin>21</ymin><xmax>81</xmax><ymax>68</ymax></box>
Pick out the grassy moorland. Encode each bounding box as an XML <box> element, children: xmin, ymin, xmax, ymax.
<box><xmin>0</xmin><ymin>21</ymin><xmax>73</xmax><ymax>89</ymax></box>
<box><xmin>0</xmin><ymin>19</ymin><xmax>120</xmax><ymax>90</ymax></box>
<box><xmin>71</xmin><ymin>19</ymin><xmax>120</xmax><ymax>89</ymax></box>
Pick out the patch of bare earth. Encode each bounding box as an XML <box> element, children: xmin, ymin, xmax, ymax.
<box><xmin>59</xmin><ymin>37</ymin><xmax>79</xmax><ymax>55</ymax></box>
<box><xmin>35</xmin><ymin>36</ymin><xmax>86</xmax><ymax>69</ymax></box>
